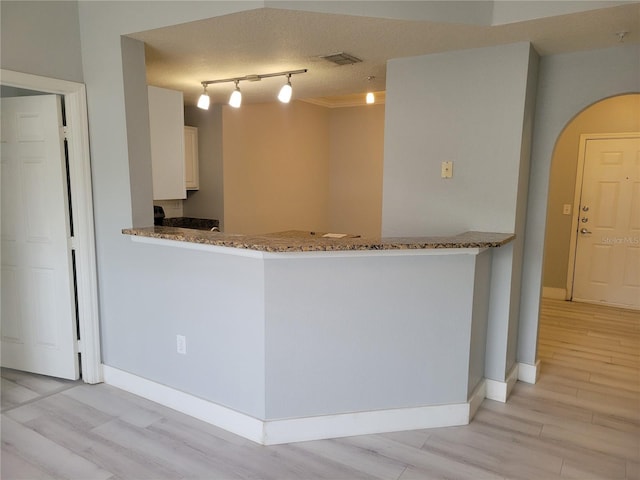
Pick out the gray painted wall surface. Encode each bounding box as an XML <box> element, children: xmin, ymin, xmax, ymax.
<box><xmin>72</xmin><ymin>1</ymin><xmax>261</xmax><ymax>392</ymax></box>
<box><xmin>1</xmin><ymin>1</ymin><xmax>84</xmax><ymax>82</ymax></box>
<box><xmin>263</xmin><ymin>252</ymin><xmax>485</xmax><ymax>419</ymax></box>
<box><xmin>6</xmin><ymin>0</ymin><xmax>637</xmax><ymax>418</ymax></box>
<box><xmin>107</xmin><ymin>241</ymin><xmax>267</xmax><ymax>418</ymax></box>
<box><xmin>518</xmin><ymin>44</ymin><xmax>640</xmax><ymax>365</ymax></box>
<box><xmin>382</xmin><ymin>43</ymin><xmax>538</xmax><ymax>382</ymax></box>
<box><xmin>486</xmin><ymin>45</ymin><xmax>539</xmax><ymax>379</ymax></box>
<box><xmin>184</xmin><ymin>105</ymin><xmax>225</xmax><ymax>229</ymax></box>
<box><xmin>121</xmin><ymin>36</ymin><xmax>154</xmax><ymax>228</ymax></box>
<box><xmin>468</xmin><ymin>249</ymin><xmax>492</xmax><ymax>397</ymax></box>
<box><xmin>381</xmin><ymin>42</ymin><xmax>534</xmax><ymax>237</ymax></box>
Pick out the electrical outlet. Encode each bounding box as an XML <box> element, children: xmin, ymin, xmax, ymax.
<box><xmin>441</xmin><ymin>161</ymin><xmax>453</xmax><ymax>179</ymax></box>
<box><xmin>176</xmin><ymin>335</ymin><xmax>186</xmax><ymax>355</ymax></box>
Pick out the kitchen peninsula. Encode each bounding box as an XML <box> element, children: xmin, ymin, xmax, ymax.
<box><xmin>118</xmin><ymin>227</ymin><xmax>514</xmax><ymax>445</ymax></box>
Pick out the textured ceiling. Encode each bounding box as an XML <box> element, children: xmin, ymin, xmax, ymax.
<box><xmin>129</xmin><ymin>3</ymin><xmax>640</xmax><ymax>107</ymax></box>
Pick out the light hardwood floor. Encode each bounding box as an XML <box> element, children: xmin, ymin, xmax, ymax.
<box><xmin>2</xmin><ymin>299</ymin><xmax>638</xmax><ymax>479</ymax></box>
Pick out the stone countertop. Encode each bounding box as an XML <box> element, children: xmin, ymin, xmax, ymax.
<box><xmin>122</xmin><ymin>227</ymin><xmax>514</xmax><ymax>252</ymax></box>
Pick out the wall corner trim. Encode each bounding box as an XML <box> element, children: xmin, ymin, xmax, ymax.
<box><xmin>517</xmin><ymin>360</ymin><xmax>541</xmax><ymax>384</ymax></box>
<box><xmin>485</xmin><ymin>364</ymin><xmax>519</xmax><ymax>403</ymax></box>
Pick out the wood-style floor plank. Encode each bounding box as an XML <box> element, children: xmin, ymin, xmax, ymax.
<box><xmin>1</xmin><ymin>299</ymin><xmax>638</xmax><ymax>479</ymax></box>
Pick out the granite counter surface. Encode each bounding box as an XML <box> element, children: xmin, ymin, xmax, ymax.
<box><xmin>122</xmin><ymin>227</ymin><xmax>514</xmax><ymax>252</ymax></box>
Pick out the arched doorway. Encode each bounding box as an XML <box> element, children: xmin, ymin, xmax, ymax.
<box><xmin>541</xmin><ymin>93</ymin><xmax>640</xmax><ymax>306</ymax></box>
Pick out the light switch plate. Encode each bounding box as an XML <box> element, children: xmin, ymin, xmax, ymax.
<box><xmin>176</xmin><ymin>335</ymin><xmax>186</xmax><ymax>355</ymax></box>
<box><xmin>441</xmin><ymin>161</ymin><xmax>453</xmax><ymax>179</ymax></box>
<box><xmin>563</xmin><ymin>204</ymin><xmax>572</xmax><ymax>215</ymax></box>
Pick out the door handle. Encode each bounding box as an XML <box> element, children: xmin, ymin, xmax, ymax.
<box><xmin>580</xmin><ymin>228</ymin><xmax>592</xmax><ymax>234</ymax></box>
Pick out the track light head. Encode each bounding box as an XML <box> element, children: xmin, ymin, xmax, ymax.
<box><xmin>229</xmin><ymin>80</ymin><xmax>242</xmax><ymax>108</ymax></box>
<box><xmin>278</xmin><ymin>75</ymin><xmax>293</xmax><ymax>103</ymax></box>
<box><xmin>366</xmin><ymin>76</ymin><xmax>375</xmax><ymax>105</ymax></box>
<box><xmin>197</xmin><ymin>84</ymin><xmax>210</xmax><ymax>110</ymax></box>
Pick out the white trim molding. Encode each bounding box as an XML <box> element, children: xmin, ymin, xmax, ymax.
<box><xmin>517</xmin><ymin>360</ymin><xmax>541</xmax><ymax>384</ymax></box>
<box><xmin>484</xmin><ymin>364</ymin><xmax>519</xmax><ymax>403</ymax></box>
<box><xmin>104</xmin><ymin>365</ymin><xmax>485</xmax><ymax>446</ymax></box>
<box><xmin>542</xmin><ymin>287</ymin><xmax>567</xmax><ymax>300</ymax></box>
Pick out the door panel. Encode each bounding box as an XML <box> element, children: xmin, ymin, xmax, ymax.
<box><xmin>573</xmin><ymin>136</ymin><xmax>640</xmax><ymax>309</ymax></box>
<box><xmin>0</xmin><ymin>95</ymin><xmax>79</xmax><ymax>379</ymax></box>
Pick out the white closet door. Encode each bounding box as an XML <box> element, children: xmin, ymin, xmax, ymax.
<box><xmin>1</xmin><ymin>95</ymin><xmax>79</xmax><ymax>379</ymax></box>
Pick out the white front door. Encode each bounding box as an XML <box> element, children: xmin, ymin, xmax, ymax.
<box><xmin>572</xmin><ymin>135</ymin><xmax>640</xmax><ymax>310</ymax></box>
<box><xmin>1</xmin><ymin>95</ymin><xmax>79</xmax><ymax>379</ymax></box>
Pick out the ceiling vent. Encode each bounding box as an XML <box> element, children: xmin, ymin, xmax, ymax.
<box><xmin>320</xmin><ymin>52</ymin><xmax>362</xmax><ymax>66</ymax></box>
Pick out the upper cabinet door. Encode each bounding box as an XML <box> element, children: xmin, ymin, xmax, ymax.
<box><xmin>148</xmin><ymin>86</ymin><xmax>186</xmax><ymax>200</ymax></box>
<box><xmin>184</xmin><ymin>126</ymin><xmax>199</xmax><ymax>190</ymax></box>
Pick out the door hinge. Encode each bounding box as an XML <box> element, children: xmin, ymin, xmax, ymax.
<box><xmin>70</xmin><ymin>236</ymin><xmax>78</xmax><ymax>250</ymax></box>
<box><xmin>77</xmin><ymin>339</ymin><xmax>83</xmax><ymax>353</ymax></box>
<box><xmin>63</xmin><ymin>126</ymin><xmax>70</xmax><ymax>140</ymax></box>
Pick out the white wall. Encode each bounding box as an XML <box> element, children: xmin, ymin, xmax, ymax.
<box><xmin>518</xmin><ymin>44</ymin><xmax>640</xmax><ymax>365</ymax></box>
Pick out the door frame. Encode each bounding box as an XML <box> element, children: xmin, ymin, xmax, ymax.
<box><xmin>566</xmin><ymin>132</ymin><xmax>640</xmax><ymax>301</ymax></box>
<box><xmin>1</xmin><ymin>69</ymin><xmax>102</xmax><ymax>383</ymax></box>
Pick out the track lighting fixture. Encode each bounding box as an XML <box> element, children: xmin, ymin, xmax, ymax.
<box><xmin>197</xmin><ymin>83</ymin><xmax>210</xmax><ymax>110</ymax></box>
<box><xmin>196</xmin><ymin>69</ymin><xmax>307</xmax><ymax>109</ymax></box>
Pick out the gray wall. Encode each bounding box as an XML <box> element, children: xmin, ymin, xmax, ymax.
<box><xmin>518</xmin><ymin>44</ymin><xmax>640</xmax><ymax>365</ymax></box>
<box><xmin>183</xmin><ymin>105</ymin><xmax>225</xmax><ymax>229</ymax></box>
<box><xmin>72</xmin><ymin>1</ymin><xmax>261</xmax><ymax>381</ymax></box>
<box><xmin>382</xmin><ymin>43</ymin><xmax>538</xmax><ymax>382</ymax></box>
<box><xmin>1</xmin><ymin>1</ymin><xmax>84</xmax><ymax>83</ymax></box>
<box><xmin>382</xmin><ymin>42</ymin><xmax>534</xmax><ymax>236</ymax></box>
<box><xmin>5</xmin><ymin>0</ymin><xmax>638</xmax><ymax>412</ymax></box>
<box><xmin>111</xmin><ymin>242</ymin><xmax>267</xmax><ymax>417</ymax></box>
<box><xmin>263</xmin><ymin>252</ymin><xmax>487</xmax><ymax>418</ymax></box>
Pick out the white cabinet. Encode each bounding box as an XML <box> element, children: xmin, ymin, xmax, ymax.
<box><xmin>184</xmin><ymin>126</ymin><xmax>199</xmax><ymax>190</ymax></box>
<box><xmin>148</xmin><ymin>86</ymin><xmax>186</xmax><ymax>200</ymax></box>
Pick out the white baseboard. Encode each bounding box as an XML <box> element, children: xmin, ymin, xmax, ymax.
<box><xmin>542</xmin><ymin>287</ymin><xmax>567</xmax><ymax>300</ymax></box>
<box><xmin>485</xmin><ymin>364</ymin><xmax>519</xmax><ymax>403</ymax></box>
<box><xmin>263</xmin><ymin>402</ymin><xmax>470</xmax><ymax>445</ymax></box>
<box><xmin>103</xmin><ymin>365</ymin><xmax>480</xmax><ymax>445</ymax></box>
<box><xmin>517</xmin><ymin>360</ymin><xmax>540</xmax><ymax>384</ymax></box>
<box><xmin>102</xmin><ymin>365</ymin><xmax>266</xmax><ymax>443</ymax></box>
